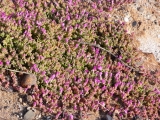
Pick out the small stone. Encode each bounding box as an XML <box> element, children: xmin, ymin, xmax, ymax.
<box><xmin>27</xmin><ymin>107</ymin><xmax>32</xmax><ymax>111</ymax></box>
<box><xmin>124</xmin><ymin>16</ymin><xmax>129</xmax><ymax>23</ymax></box>
<box><xmin>148</xmin><ymin>0</ymin><xmax>155</xmax><ymax>3</ymax></box>
<box><xmin>4</xmin><ymin>106</ymin><xmax>9</xmax><ymax>109</ymax></box>
<box><xmin>24</xmin><ymin>110</ymin><xmax>36</xmax><ymax>120</ymax></box>
<box><xmin>132</xmin><ymin>21</ymin><xmax>137</xmax><ymax>27</ymax></box>
<box><xmin>106</xmin><ymin>114</ymin><xmax>113</xmax><ymax>120</ymax></box>
<box><xmin>137</xmin><ymin>7</ymin><xmax>143</xmax><ymax>12</ymax></box>
<box><xmin>36</xmin><ymin>114</ymin><xmax>42</xmax><ymax>119</ymax></box>
<box><xmin>19</xmin><ymin>98</ymin><xmax>23</xmax><ymax>103</ymax></box>
<box><xmin>27</xmin><ymin>95</ymin><xmax>33</xmax><ymax>103</ymax></box>
<box><xmin>23</xmin><ymin>102</ymin><xmax>27</xmax><ymax>106</ymax></box>
<box><xmin>158</xmin><ymin>35</ymin><xmax>160</xmax><ymax>39</ymax></box>
<box><xmin>16</xmin><ymin>114</ymin><xmax>19</xmax><ymax>118</ymax></box>
<box><xmin>18</xmin><ymin>105</ymin><xmax>23</xmax><ymax>110</ymax></box>
<box><xmin>19</xmin><ymin>113</ymin><xmax>23</xmax><ymax>117</ymax></box>
<box><xmin>21</xmin><ymin>74</ymin><xmax>37</xmax><ymax>88</ymax></box>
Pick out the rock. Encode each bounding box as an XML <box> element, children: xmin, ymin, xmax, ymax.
<box><xmin>124</xmin><ymin>16</ymin><xmax>129</xmax><ymax>23</ymax></box>
<box><xmin>106</xmin><ymin>114</ymin><xmax>113</xmax><ymax>120</ymax></box>
<box><xmin>132</xmin><ymin>115</ymin><xmax>143</xmax><ymax>120</ymax></box>
<box><xmin>137</xmin><ymin>7</ymin><xmax>144</xmax><ymax>12</ymax></box>
<box><xmin>19</xmin><ymin>113</ymin><xmax>23</xmax><ymax>117</ymax></box>
<box><xmin>16</xmin><ymin>114</ymin><xmax>19</xmax><ymax>118</ymax></box>
<box><xmin>27</xmin><ymin>107</ymin><xmax>32</xmax><ymax>111</ymax></box>
<box><xmin>35</xmin><ymin>114</ymin><xmax>41</xmax><ymax>119</ymax></box>
<box><xmin>148</xmin><ymin>0</ymin><xmax>155</xmax><ymax>3</ymax></box>
<box><xmin>23</xmin><ymin>102</ymin><xmax>27</xmax><ymax>106</ymax></box>
<box><xmin>21</xmin><ymin>74</ymin><xmax>37</xmax><ymax>88</ymax></box>
<box><xmin>24</xmin><ymin>110</ymin><xmax>36</xmax><ymax>120</ymax></box>
<box><xmin>132</xmin><ymin>21</ymin><xmax>137</xmax><ymax>27</ymax></box>
<box><xmin>17</xmin><ymin>104</ymin><xmax>23</xmax><ymax>110</ymax></box>
<box><xmin>27</xmin><ymin>95</ymin><xmax>33</xmax><ymax>103</ymax></box>
<box><xmin>19</xmin><ymin>98</ymin><xmax>23</xmax><ymax>103</ymax></box>
<box><xmin>4</xmin><ymin>106</ymin><xmax>9</xmax><ymax>109</ymax></box>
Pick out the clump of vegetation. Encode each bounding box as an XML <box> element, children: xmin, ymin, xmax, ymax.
<box><xmin>0</xmin><ymin>0</ymin><xmax>159</xmax><ymax>119</ymax></box>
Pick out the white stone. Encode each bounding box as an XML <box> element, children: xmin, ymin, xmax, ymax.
<box><xmin>124</xmin><ymin>16</ymin><xmax>129</xmax><ymax>23</ymax></box>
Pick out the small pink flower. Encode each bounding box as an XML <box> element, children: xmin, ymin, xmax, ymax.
<box><xmin>41</xmin><ymin>28</ymin><xmax>46</xmax><ymax>34</ymax></box>
<box><xmin>126</xmin><ymin>59</ymin><xmax>131</xmax><ymax>63</ymax></box>
<box><xmin>97</xmin><ymin>65</ymin><xmax>102</xmax><ymax>71</ymax></box>
<box><xmin>57</xmin><ymin>35</ymin><xmax>61</xmax><ymax>40</ymax></box>
<box><xmin>6</xmin><ymin>60</ymin><xmax>10</xmax><ymax>65</ymax></box>
<box><xmin>0</xmin><ymin>61</ymin><xmax>3</xmax><ymax>66</ymax></box>
<box><xmin>33</xmin><ymin>102</ymin><xmax>36</xmax><ymax>107</ymax></box>
<box><xmin>68</xmin><ymin>114</ymin><xmax>74</xmax><ymax>120</ymax></box>
<box><xmin>55</xmin><ymin>112</ymin><xmax>62</xmax><ymax>119</ymax></box>
<box><xmin>108</xmin><ymin>7</ymin><xmax>113</xmax><ymax>11</ymax></box>
<box><xmin>36</xmin><ymin>21</ymin><xmax>42</xmax><ymax>26</ymax></box>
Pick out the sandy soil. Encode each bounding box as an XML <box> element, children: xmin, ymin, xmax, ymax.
<box><xmin>111</xmin><ymin>0</ymin><xmax>160</xmax><ymax>71</ymax></box>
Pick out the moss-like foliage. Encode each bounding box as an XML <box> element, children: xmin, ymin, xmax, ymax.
<box><xmin>0</xmin><ymin>0</ymin><xmax>159</xmax><ymax>119</ymax></box>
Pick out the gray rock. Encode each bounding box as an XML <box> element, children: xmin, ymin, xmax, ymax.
<box><xmin>106</xmin><ymin>114</ymin><xmax>113</xmax><ymax>120</ymax></box>
<box><xmin>24</xmin><ymin>110</ymin><xmax>36</xmax><ymax>120</ymax></box>
<box><xmin>132</xmin><ymin>21</ymin><xmax>137</xmax><ymax>27</ymax></box>
<box><xmin>132</xmin><ymin>115</ymin><xmax>143</xmax><ymax>120</ymax></box>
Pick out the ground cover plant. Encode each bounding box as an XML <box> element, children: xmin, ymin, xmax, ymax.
<box><xmin>0</xmin><ymin>0</ymin><xmax>159</xmax><ymax>119</ymax></box>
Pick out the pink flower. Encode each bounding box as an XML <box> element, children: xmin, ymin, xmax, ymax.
<box><xmin>95</xmin><ymin>78</ymin><xmax>100</xmax><ymax>84</ymax></box>
<box><xmin>36</xmin><ymin>21</ymin><xmax>42</xmax><ymax>26</ymax></box>
<box><xmin>33</xmin><ymin>102</ymin><xmax>37</xmax><ymax>107</ymax></box>
<box><xmin>6</xmin><ymin>60</ymin><xmax>10</xmax><ymax>65</ymax></box>
<box><xmin>31</xmin><ymin>64</ymin><xmax>39</xmax><ymax>72</ymax></box>
<box><xmin>97</xmin><ymin>65</ymin><xmax>102</xmax><ymax>71</ymax></box>
<box><xmin>41</xmin><ymin>28</ymin><xmax>46</xmax><ymax>34</ymax></box>
<box><xmin>68</xmin><ymin>114</ymin><xmax>74</xmax><ymax>120</ymax></box>
<box><xmin>102</xmin><ymin>86</ymin><xmax>106</xmax><ymax>91</ymax></box>
<box><xmin>60</xmin><ymin>87</ymin><xmax>63</xmax><ymax>94</ymax></box>
<box><xmin>126</xmin><ymin>59</ymin><xmax>131</xmax><ymax>63</ymax></box>
<box><xmin>55</xmin><ymin>112</ymin><xmax>62</xmax><ymax>119</ymax></box>
<box><xmin>66</xmin><ymin>15</ymin><xmax>70</xmax><ymax>21</ymax></box>
<box><xmin>0</xmin><ymin>61</ymin><xmax>3</xmax><ymax>66</ymax></box>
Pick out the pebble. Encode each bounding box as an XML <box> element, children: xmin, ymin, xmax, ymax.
<box><xmin>137</xmin><ymin>7</ymin><xmax>144</xmax><ymax>12</ymax></box>
<box><xmin>18</xmin><ymin>104</ymin><xmax>23</xmax><ymax>110</ymax></box>
<box><xmin>27</xmin><ymin>107</ymin><xmax>32</xmax><ymax>111</ymax></box>
<box><xmin>19</xmin><ymin>98</ymin><xmax>23</xmax><ymax>103</ymax></box>
<box><xmin>16</xmin><ymin>114</ymin><xmax>19</xmax><ymax>118</ymax></box>
<box><xmin>19</xmin><ymin>113</ymin><xmax>23</xmax><ymax>117</ymax></box>
<box><xmin>27</xmin><ymin>95</ymin><xmax>33</xmax><ymax>103</ymax></box>
<box><xmin>158</xmin><ymin>35</ymin><xmax>160</xmax><ymax>39</ymax></box>
<box><xmin>23</xmin><ymin>102</ymin><xmax>27</xmax><ymax>106</ymax></box>
<box><xmin>21</xmin><ymin>74</ymin><xmax>37</xmax><ymax>88</ymax></box>
<box><xmin>132</xmin><ymin>115</ymin><xmax>143</xmax><ymax>120</ymax></box>
<box><xmin>24</xmin><ymin>110</ymin><xmax>36</xmax><ymax>120</ymax></box>
<box><xmin>148</xmin><ymin>0</ymin><xmax>155</xmax><ymax>3</ymax></box>
<box><xmin>4</xmin><ymin>106</ymin><xmax>9</xmax><ymax>109</ymax></box>
<box><xmin>132</xmin><ymin>21</ymin><xmax>137</xmax><ymax>27</ymax></box>
<box><xmin>124</xmin><ymin>16</ymin><xmax>129</xmax><ymax>23</ymax></box>
<box><xmin>35</xmin><ymin>114</ymin><xmax>42</xmax><ymax>119</ymax></box>
<box><xmin>106</xmin><ymin>114</ymin><xmax>113</xmax><ymax>120</ymax></box>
